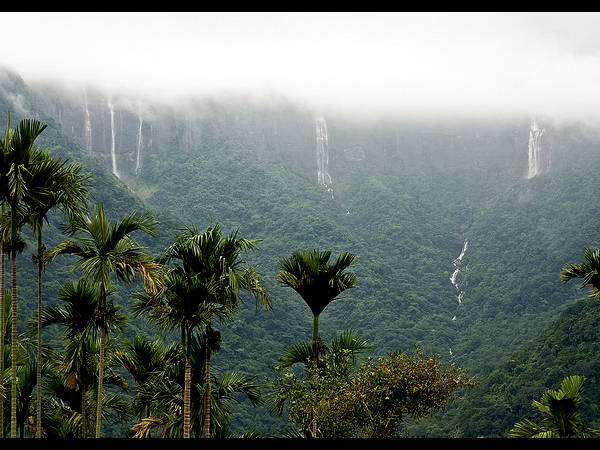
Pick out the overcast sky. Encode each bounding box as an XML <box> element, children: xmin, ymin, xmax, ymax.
<box><xmin>1</xmin><ymin>12</ymin><xmax>600</xmax><ymax>123</ymax></box>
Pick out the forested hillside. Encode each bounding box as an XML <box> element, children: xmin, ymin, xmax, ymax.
<box><xmin>1</xmin><ymin>66</ymin><xmax>600</xmax><ymax>437</ymax></box>
<box><xmin>426</xmin><ymin>297</ymin><xmax>600</xmax><ymax>437</ymax></box>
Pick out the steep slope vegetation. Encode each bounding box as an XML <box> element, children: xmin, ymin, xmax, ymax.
<box><xmin>428</xmin><ymin>297</ymin><xmax>600</xmax><ymax>437</ymax></box>
<box><xmin>2</xmin><ymin>66</ymin><xmax>600</xmax><ymax>435</ymax></box>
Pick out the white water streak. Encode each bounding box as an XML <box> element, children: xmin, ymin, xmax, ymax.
<box><xmin>108</xmin><ymin>100</ymin><xmax>119</xmax><ymax>178</ymax></box>
<box><xmin>83</xmin><ymin>91</ymin><xmax>92</xmax><ymax>153</ymax></box>
<box><xmin>450</xmin><ymin>239</ymin><xmax>468</xmax><ymax>305</ymax></box>
<box><xmin>316</xmin><ymin>117</ymin><xmax>334</xmax><ymax>199</ymax></box>
<box><xmin>136</xmin><ymin>115</ymin><xmax>143</xmax><ymax>174</ymax></box>
<box><xmin>449</xmin><ymin>238</ymin><xmax>468</xmax><ymax>359</ymax></box>
<box><xmin>527</xmin><ymin>118</ymin><xmax>549</xmax><ymax>179</ymax></box>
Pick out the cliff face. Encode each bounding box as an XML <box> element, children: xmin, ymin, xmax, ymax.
<box><xmin>2</xmin><ymin>66</ymin><xmax>568</xmax><ymax>193</ymax></box>
<box><xmin>31</xmin><ymin>87</ymin><xmax>177</xmax><ymax>182</ymax></box>
<box><xmin>26</xmin><ymin>84</ymin><xmax>321</xmax><ymax>184</ymax></box>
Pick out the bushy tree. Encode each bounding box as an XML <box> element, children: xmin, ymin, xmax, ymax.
<box><xmin>272</xmin><ymin>339</ymin><xmax>474</xmax><ymax>438</ymax></box>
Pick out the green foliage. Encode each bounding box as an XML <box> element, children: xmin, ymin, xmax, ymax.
<box><xmin>429</xmin><ymin>297</ymin><xmax>600</xmax><ymax>437</ymax></box>
<box><xmin>3</xmin><ymin>69</ymin><xmax>600</xmax><ymax>437</ymax></box>
<box><xmin>561</xmin><ymin>247</ymin><xmax>600</xmax><ymax>298</ymax></box>
<box><xmin>277</xmin><ymin>249</ymin><xmax>357</xmax><ymax>317</ymax></box>
<box><xmin>125</xmin><ymin>335</ymin><xmax>264</xmax><ymax>438</ymax></box>
<box><xmin>271</xmin><ymin>338</ymin><xmax>474</xmax><ymax>438</ymax></box>
<box><xmin>509</xmin><ymin>375</ymin><xmax>600</xmax><ymax>438</ymax></box>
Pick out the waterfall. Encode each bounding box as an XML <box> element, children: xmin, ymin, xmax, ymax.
<box><xmin>185</xmin><ymin>115</ymin><xmax>193</xmax><ymax>152</ymax></box>
<box><xmin>527</xmin><ymin>118</ymin><xmax>549</xmax><ymax>179</ymax></box>
<box><xmin>449</xmin><ymin>238</ymin><xmax>468</xmax><ymax>358</ymax></box>
<box><xmin>108</xmin><ymin>100</ymin><xmax>119</xmax><ymax>178</ymax></box>
<box><xmin>316</xmin><ymin>117</ymin><xmax>334</xmax><ymax>199</ymax></box>
<box><xmin>83</xmin><ymin>90</ymin><xmax>92</xmax><ymax>153</ymax></box>
<box><xmin>135</xmin><ymin>115</ymin><xmax>143</xmax><ymax>174</ymax></box>
<box><xmin>449</xmin><ymin>239</ymin><xmax>468</xmax><ymax>304</ymax></box>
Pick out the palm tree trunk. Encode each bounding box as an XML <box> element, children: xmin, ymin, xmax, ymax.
<box><xmin>36</xmin><ymin>231</ymin><xmax>43</xmax><ymax>438</ymax></box>
<box><xmin>95</xmin><ymin>284</ymin><xmax>109</xmax><ymax>438</ymax></box>
<box><xmin>311</xmin><ymin>313</ymin><xmax>319</xmax><ymax>438</ymax></box>
<box><xmin>95</xmin><ymin>326</ymin><xmax>106</xmax><ymax>438</ymax></box>
<box><xmin>10</xmin><ymin>246</ymin><xmax>17</xmax><ymax>438</ymax></box>
<box><xmin>183</xmin><ymin>352</ymin><xmax>191</xmax><ymax>438</ymax></box>
<box><xmin>81</xmin><ymin>387</ymin><xmax>86</xmax><ymax>438</ymax></box>
<box><xmin>0</xmin><ymin>242</ymin><xmax>5</xmax><ymax>438</ymax></box>
<box><xmin>204</xmin><ymin>337</ymin><xmax>211</xmax><ymax>438</ymax></box>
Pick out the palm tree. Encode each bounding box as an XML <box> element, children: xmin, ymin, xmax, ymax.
<box><xmin>0</xmin><ymin>286</ymin><xmax>9</xmax><ymax>437</ymax></box>
<box><xmin>274</xmin><ymin>329</ymin><xmax>371</xmax><ymax>373</ymax></box>
<box><xmin>509</xmin><ymin>375</ymin><xmax>600</xmax><ymax>438</ymax></box>
<box><xmin>25</xmin><ymin>150</ymin><xmax>90</xmax><ymax>437</ymax></box>
<box><xmin>158</xmin><ymin>223</ymin><xmax>269</xmax><ymax>438</ymax></box>
<box><xmin>14</xmin><ymin>353</ymin><xmax>55</xmax><ymax>438</ymax></box>
<box><xmin>50</xmin><ymin>203</ymin><xmax>158</xmax><ymax>437</ymax></box>
<box><xmin>271</xmin><ymin>329</ymin><xmax>371</xmax><ymax>431</ymax></box>
<box><xmin>2</xmin><ymin>115</ymin><xmax>49</xmax><ymax>437</ymax></box>
<box><xmin>561</xmin><ymin>247</ymin><xmax>600</xmax><ymax>298</ymax></box>
<box><xmin>0</xmin><ymin>216</ymin><xmax>7</xmax><ymax>437</ymax></box>
<box><xmin>41</xmin><ymin>279</ymin><xmax>126</xmax><ymax>437</ymax></box>
<box><xmin>0</xmin><ymin>288</ymin><xmax>39</xmax><ymax>437</ymax></box>
<box><xmin>112</xmin><ymin>335</ymin><xmax>180</xmax><ymax>422</ymax></box>
<box><xmin>134</xmin><ymin>268</ymin><xmax>225</xmax><ymax>438</ymax></box>
<box><xmin>277</xmin><ymin>249</ymin><xmax>357</xmax><ymax>436</ymax></box>
<box><xmin>129</xmin><ymin>335</ymin><xmax>263</xmax><ymax>438</ymax></box>
<box><xmin>41</xmin><ymin>336</ymin><xmax>129</xmax><ymax>438</ymax></box>
<box><xmin>0</xmin><ymin>160</ymin><xmax>6</xmax><ymax>438</ymax></box>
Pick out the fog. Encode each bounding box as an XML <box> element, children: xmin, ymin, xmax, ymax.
<box><xmin>1</xmin><ymin>12</ymin><xmax>600</xmax><ymax>124</ymax></box>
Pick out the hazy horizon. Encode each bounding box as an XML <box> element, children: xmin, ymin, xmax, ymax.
<box><xmin>1</xmin><ymin>12</ymin><xmax>600</xmax><ymax>124</ymax></box>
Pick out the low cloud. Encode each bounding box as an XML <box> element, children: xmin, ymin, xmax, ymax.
<box><xmin>1</xmin><ymin>12</ymin><xmax>600</xmax><ymax>124</ymax></box>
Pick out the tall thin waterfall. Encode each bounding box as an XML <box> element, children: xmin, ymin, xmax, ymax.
<box><xmin>449</xmin><ymin>239</ymin><xmax>468</xmax><ymax>305</ymax></box>
<box><xmin>448</xmin><ymin>238</ymin><xmax>468</xmax><ymax>359</ymax></box>
<box><xmin>135</xmin><ymin>115</ymin><xmax>143</xmax><ymax>174</ymax></box>
<box><xmin>527</xmin><ymin>118</ymin><xmax>549</xmax><ymax>179</ymax></box>
<box><xmin>316</xmin><ymin>117</ymin><xmax>333</xmax><ymax>198</ymax></box>
<box><xmin>108</xmin><ymin>100</ymin><xmax>119</xmax><ymax>178</ymax></box>
<box><xmin>83</xmin><ymin>91</ymin><xmax>92</xmax><ymax>153</ymax></box>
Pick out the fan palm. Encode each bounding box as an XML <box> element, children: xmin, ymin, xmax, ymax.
<box><xmin>277</xmin><ymin>249</ymin><xmax>357</xmax><ymax>436</ymax></box>
<box><xmin>274</xmin><ymin>329</ymin><xmax>370</xmax><ymax>372</ymax></box>
<box><xmin>143</xmin><ymin>223</ymin><xmax>269</xmax><ymax>438</ymax></box>
<box><xmin>509</xmin><ymin>375</ymin><xmax>600</xmax><ymax>438</ymax></box>
<box><xmin>271</xmin><ymin>329</ymin><xmax>371</xmax><ymax>424</ymax></box>
<box><xmin>561</xmin><ymin>247</ymin><xmax>600</xmax><ymax>298</ymax></box>
<box><xmin>50</xmin><ymin>203</ymin><xmax>158</xmax><ymax>437</ymax></box>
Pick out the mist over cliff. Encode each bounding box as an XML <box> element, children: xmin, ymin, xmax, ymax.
<box><xmin>1</xmin><ymin>12</ymin><xmax>600</xmax><ymax>438</ymax></box>
<box><xmin>3</xmin><ymin>12</ymin><xmax>600</xmax><ymax>125</ymax></box>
